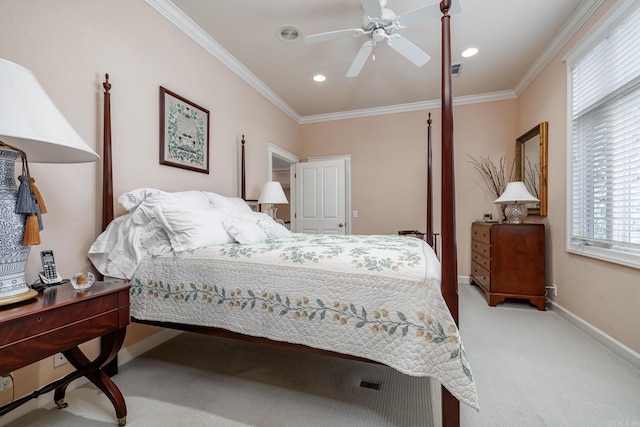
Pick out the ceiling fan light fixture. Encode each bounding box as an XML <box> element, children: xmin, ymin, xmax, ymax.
<box><xmin>276</xmin><ymin>25</ymin><xmax>302</xmax><ymax>43</ymax></box>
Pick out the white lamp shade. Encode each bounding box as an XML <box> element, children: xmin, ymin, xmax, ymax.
<box><xmin>494</xmin><ymin>181</ymin><xmax>539</xmax><ymax>204</ymax></box>
<box><xmin>0</xmin><ymin>58</ymin><xmax>99</xmax><ymax>163</ymax></box>
<box><xmin>258</xmin><ymin>181</ymin><xmax>288</xmax><ymax>204</ymax></box>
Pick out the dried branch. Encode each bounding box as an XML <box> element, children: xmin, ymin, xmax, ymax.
<box><xmin>524</xmin><ymin>156</ymin><xmax>540</xmax><ymax>199</ymax></box>
<box><xmin>466</xmin><ymin>154</ymin><xmax>515</xmax><ymax>199</ymax></box>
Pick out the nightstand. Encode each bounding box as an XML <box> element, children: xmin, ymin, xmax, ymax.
<box><xmin>0</xmin><ymin>281</ymin><xmax>130</xmax><ymax>425</ymax></box>
<box><xmin>470</xmin><ymin>221</ymin><xmax>546</xmax><ymax>310</ymax></box>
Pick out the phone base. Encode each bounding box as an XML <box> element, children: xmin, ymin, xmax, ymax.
<box><xmin>0</xmin><ymin>288</ymin><xmax>38</xmax><ymax>306</ymax></box>
<box><xmin>38</xmin><ymin>272</ymin><xmax>63</xmax><ymax>286</ymax></box>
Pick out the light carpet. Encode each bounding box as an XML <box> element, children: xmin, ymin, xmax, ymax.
<box><xmin>7</xmin><ymin>332</ymin><xmax>440</xmax><ymax>426</ymax></box>
<box><xmin>5</xmin><ymin>283</ymin><xmax>640</xmax><ymax>427</ymax></box>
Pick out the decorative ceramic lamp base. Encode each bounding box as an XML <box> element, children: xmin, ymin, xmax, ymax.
<box><xmin>0</xmin><ymin>148</ymin><xmax>37</xmax><ymax>306</ymax></box>
<box><xmin>504</xmin><ymin>203</ymin><xmax>528</xmax><ymax>224</ymax></box>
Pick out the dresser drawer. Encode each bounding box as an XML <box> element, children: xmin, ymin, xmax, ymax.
<box><xmin>471</xmin><ymin>240</ymin><xmax>490</xmax><ymax>258</ymax></box>
<box><xmin>471</xmin><ymin>250</ymin><xmax>490</xmax><ymax>269</ymax></box>
<box><xmin>472</xmin><ymin>223</ymin><xmax>491</xmax><ymax>244</ymax></box>
<box><xmin>471</xmin><ymin>261</ymin><xmax>491</xmax><ymax>290</ymax></box>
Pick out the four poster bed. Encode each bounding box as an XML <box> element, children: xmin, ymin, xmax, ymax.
<box><xmin>91</xmin><ymin>2</ymin><xmax>474</xmax><ymax>426</ymax></box>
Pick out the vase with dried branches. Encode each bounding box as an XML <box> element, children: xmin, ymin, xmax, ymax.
<box><xmin>467</xmin><ymin>154</ymin><xmax>515</xmax><ymax>222</ymax></box>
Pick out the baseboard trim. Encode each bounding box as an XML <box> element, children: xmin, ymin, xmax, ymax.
<box><xmin>458</xmin><ymin>275</ymin><xmax>640</xmax><ymax>370</ymax></box>
<box><xmin>548</xmin><ymin>299</ymin><xmax>640</xmax><ymax>370</ymax></box>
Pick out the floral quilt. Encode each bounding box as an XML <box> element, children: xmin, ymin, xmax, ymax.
<box><xmin>129</xmin><ymin>233</ymin><xmax>478</xmax><ymax>409</ymax></box>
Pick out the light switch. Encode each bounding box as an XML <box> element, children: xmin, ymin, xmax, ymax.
<box><xmin>353</xmin><ymin>210</ymin><xmax>358</xmax><ymax>218</ymax></box>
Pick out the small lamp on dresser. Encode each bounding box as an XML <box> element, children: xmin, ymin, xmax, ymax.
<box><xmin>0</xmin><ymin>58</ymin><xmax>99</xmax><ymax>306</ymax></box>
<box><xmin>494</xmin><ymin>181</ymin><xmax>539</xmax><ymax>224</ymax></box>
<box><xmin>258</xmin><ymin>181</ymin><xmax>288</xmax><ymax>224</ymax></box>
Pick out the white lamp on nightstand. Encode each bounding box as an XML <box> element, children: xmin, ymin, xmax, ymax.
<box><xmin>0</xmin><ymin>57</ymin><xmax>99</xmax><ymax>306</ymax></box>
<box><xmin>494</xmin><ymin>181</ymin><xmax>539</xmax><ymax>224</ymax></box>
<box><xmin>258</xmin><ymin>181</ymin><xmax>288</xmax><ymax>223</ymax></box>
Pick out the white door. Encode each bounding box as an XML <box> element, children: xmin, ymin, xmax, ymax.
<box><xmin>293</xmin><ymin>158</ymin><xmax>347</xmax><ymax>234</ymax></box>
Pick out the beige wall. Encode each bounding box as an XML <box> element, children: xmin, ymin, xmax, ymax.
<box><xmin>300</xmin><ymin>99</ymin><xmax>517</xmax><ymax>272</ymax></box>
<box><xmin>0</xmin><ymin>0</ymin><xmax>300</xmax><ymax>405</ymax></box>
<box><xmin>517</xmin><ymin>0</ymin><xmax>640</xmax><ymax>354</ymax></box>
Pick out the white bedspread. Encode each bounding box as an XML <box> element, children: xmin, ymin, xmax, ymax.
<box><xmin>128</xmin><ymin>233</ymin><xmax>478</xmax><ymax>409</ymax></box>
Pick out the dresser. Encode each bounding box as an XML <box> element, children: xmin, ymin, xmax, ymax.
<box><xmin>470</xmin><ymin>221</ymin><xmax>546</xmax><ymax>310</ymax></box>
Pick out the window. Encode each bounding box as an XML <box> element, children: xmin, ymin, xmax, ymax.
<box><xmin>566</xmin><ymin>1</ymin><xmax>640</xmax><ymax>269</ymax></box>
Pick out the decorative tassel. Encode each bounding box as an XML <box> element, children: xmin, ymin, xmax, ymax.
<box><xmin>29</xmin><ymin>176</ymin><xmax>47</xmax><ymax>214</ymax></box>
<box><xmin>22</xmin><ymin>213</ymin><xmax>41</xmax><ymax>246</ymax></box>
<box><xmin>32</xmin><ymin>194</ymin><xmax>44</xmax><ymax>230</ymax></box>
<box><xmin>15</xmin><ymin>175</ymin><xmax>37</xmax><ymax>214</ymax></box>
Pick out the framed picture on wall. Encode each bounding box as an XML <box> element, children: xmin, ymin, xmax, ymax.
<box><xmin>245</xmin><ymin>200</ymin><xmax>261</xmax><ymax>212</ymax></box>
<box><xmin>159</xmin><ymin>86</ymin><xmax>210</xmax><ymax>174</ymax></box>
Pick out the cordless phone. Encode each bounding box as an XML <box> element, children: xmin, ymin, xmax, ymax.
<box><xmin>39</xmin><ymin>250</ymin><xmax>62</xmax><ymax>285</ymax></box>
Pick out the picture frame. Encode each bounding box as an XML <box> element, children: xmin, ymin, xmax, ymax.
<box><xmin>159</xmin><ymin>87</ymin><xmax>210</xmax><ymax>174</ymax></box>
<box><xmin>245</xmin><ymin>200</ymin><xmax>261</xmax><ymax>212</ymax></box>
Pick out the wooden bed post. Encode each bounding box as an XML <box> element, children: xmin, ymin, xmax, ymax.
<box><xmin>102</xmin><ymin>74</ymin><xmax>114</xmax><ymax>231</ymax></box>
<box><xmin>241</xmin><ymin>135</ymin><xmax>246</xmax><ymax>200</ymax></box>
<box><xmin>426</xmin><ymin>113</ymin><xmax>434</xmax><ymax>248</ymax></box>
<box><xmin>439</xmin><ymin>1</ymin><xmax>461</xmax><ymax>426</ymax></box>
<box><xmin>101</xmin><ymin>74</ymin><xmax>119</xmax><ymax>378</ymax></box>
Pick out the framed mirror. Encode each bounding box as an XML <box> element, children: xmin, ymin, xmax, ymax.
<box><xmin>516</xmin><ymin>122</ymin><xmax>548</xmax><ymax>216</ymax></box>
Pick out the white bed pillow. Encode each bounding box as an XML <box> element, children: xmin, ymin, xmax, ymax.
<box><xmin>118</xmin><ymin>188</ymin><xmax>213</xmax><ymax>213</ymax></box>
<box><xmin>223</xmin><ymin>218</ymin><xmax>268</xmax><ymax>244</ymax></box>
<box><xmin>222</xmin><ymin>210</ymin><xmax>291</xmax><ymax>239</ymax></box>
<box><xmin>154</xmin><ymin>206</ymin><xmax>235</xmax><ymax>253</ymax></box>
<box><xmin>258</xmin><ymin>217</ymin><xmax>292</xmax><ymax>238</ymax></box>
<box><xmin>205</xmin><ymin>192</ymin><xmax>253</xmax><ymax>213</ymax></box>
<box><xmin>88</xmin><ymin>214</ymin><xmax>145</xmax><ymax>279</ymax></box>
<box><xmin>117</xmin><ymin>188</ymin><xmax>166</xmax><ymax>211</ymax></box>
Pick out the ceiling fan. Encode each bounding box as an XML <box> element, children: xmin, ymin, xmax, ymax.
<box><xmin>304</xmin><ymin>0</ymin><xmax>461</xmax><ymax>77</ymax></box>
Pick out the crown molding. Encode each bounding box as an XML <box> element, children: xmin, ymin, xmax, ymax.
<box><xmin>145</xmin><ymin>0</ymin><xmax>301</xmax><ymax>123</ymax></box>
<box><xmin>299</xmin><ymin>90</ymin><xmax>516</xmax><ymax>124</ymax></box>
<box><xmin>148</xmin><ymin>0</ymin><xmax>556</xmax><ymax>125</ymax></box>
<box><xmin>513</xmin><ymin>0</ymin><xmax>605</xmax><ymax>95</ymax></box>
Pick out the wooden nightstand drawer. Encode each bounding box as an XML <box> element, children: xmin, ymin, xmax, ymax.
<box><xmin>0</xmin><ymin>292</ymin><xmax>120</xmax><ymax>347</ymax></box>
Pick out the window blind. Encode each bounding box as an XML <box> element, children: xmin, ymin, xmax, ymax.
<box><xmin>569</xmin><ymin>3</ymin><xmax>640</xmax><ymax>265</ymax></box>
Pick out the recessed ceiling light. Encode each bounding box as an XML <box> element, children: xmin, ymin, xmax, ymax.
<box><xmin>276</xmin><ymin>25</ymin><xmax>302</xmax><ymax>43</ymax></box>
<box><xmin>461</xmin><ymin>48</ymin><xmax>478</xmax><ymax>58</ymax></box>
<box><xmin>313</xmin><ymin>74</ymin><xmax>326</xmax><ymax>83</ymax></box>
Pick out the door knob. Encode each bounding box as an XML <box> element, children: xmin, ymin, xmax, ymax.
<box><xmin>339</xmin><ymin>223</ymin><xmax>344</xmax><ymax>228</ymax></box>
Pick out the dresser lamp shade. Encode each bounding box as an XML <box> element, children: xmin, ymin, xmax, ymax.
<box><xmin>494</xmin><ymin>181</ymin><xmax>539</xmax><ymax>224</ymax></box>
<box><xmin>258</xmin><ymin>181</ymin><xmax>288</xmax><ymax>221</ymax></box>
<box><xmin>0</xmin><ymin>57</ymin><xmax>99</xmax><ymax>306</ymax></box>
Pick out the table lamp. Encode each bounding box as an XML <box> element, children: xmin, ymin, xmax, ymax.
<box><xmin>0</xmin><ymin>57</ymin><xmax>99</xmax><ymax>306</ymax></box>
<box><xmin>258</xmin><ymin>181</ymin><xmax>288</xmax><ymax>223</ymax></box>
<box><xmin>494</xmin><ymin>181</ymin><xmax>539</xmax><ymax>224</ymax></box>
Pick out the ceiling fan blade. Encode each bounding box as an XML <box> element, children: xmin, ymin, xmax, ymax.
<box><xmin>395</xmin><ymin>0</ymin><xmax>462</xmax><ymax>28</ymax></box>
<box><xmin>361</xmin><ymin>0</ymin><xmax>383</xmax><ymax>18</ymax></box>
<box><xmin>347</xmin><ymin>41</ymin><xmax>375</xmax><ymax>78</ymax></box>
<box><xmin>386</xmin><ymin>34</ymin><xmax>430</xmax><ymax>67</ymax></box>
<box><xmin>304</xmin><ymin>28</ymin><xmax>366</xmax><ymax>44</ymax></box>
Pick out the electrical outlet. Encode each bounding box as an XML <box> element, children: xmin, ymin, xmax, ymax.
<box><xmin>0</xmin><ymin>375</ymin><xmax>12</xmax><ymax>391</ymax></box>
<box><xmin>54</xmin><ymin>352</ymin><xmax>67</xmax><ymax>367</ymax></box>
